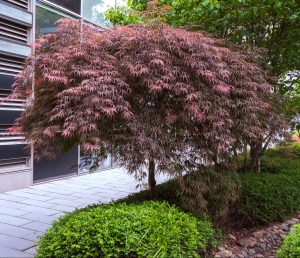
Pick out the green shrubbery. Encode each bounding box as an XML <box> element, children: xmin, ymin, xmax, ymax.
<box><xmin>277</xmin><ymin>224</ymin><xmax>300</xmax><ymax>258</ymax></box>
<box><xmin>235</xmin><ymin>143</ymin><xmax>300</xmax><ymax>226</ymax></box>
<box><xmin>123</xmin><ymin>143</ymin><xmax>300</xmax><ymax>227</ymax></box>
<box><xmin>36</xmin><ymin>143</ymin><xmax>300</xmax><ymax>258</ymax></box>
<box><xmin>235</xmin><ymin>171</ymin><xmax>300</xmax><ymax>225</ymax></box>
<box><xmin>36</xmin><ymin>201</ymin><xmax>216</xmax><ymax>258</ymax></box>
<box><xmin>122</xmin><ymin>166</ymin><xmax>240</xmax><ymax>224</ymax></box>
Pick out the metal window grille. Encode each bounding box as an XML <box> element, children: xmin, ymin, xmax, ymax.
<box><xmin>0</xmin><ymin>18</ymin><xmax>28</xmax><ymax>44</ymax></box>
<box><xmin>6</xmin><ymin>0</ymin><xmax>28</xmax><ymax>10</ymax></box>
<box><xmin>0</xmin><ymin>54</ymin><xmax>25</xmax><ymax>76</ymax></box>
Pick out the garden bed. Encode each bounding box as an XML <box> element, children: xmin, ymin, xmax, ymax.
<box><xmin>34</xmin><ymin>143</ymin><xmax>300</xmax><ymax>257</ymax></box>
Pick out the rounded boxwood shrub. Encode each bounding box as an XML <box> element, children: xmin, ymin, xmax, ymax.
<box><xmin>277</xmin><ymin>224</ymin><xmax>300</xmax><ymax>258</ymax></box>
<box><xmin>235</xmin><ymin>172</ymin><xmax>300</xmax><ymax>226</ymax></box>
<box><xmin>36</xmin><ymin>201</ymin><xmax>215</xmax><ymax>258</ymax></box>
<box><xmin>232</xmin><ymin>143</ymin><xmax>300</xmax><ymax>226</ymax></box>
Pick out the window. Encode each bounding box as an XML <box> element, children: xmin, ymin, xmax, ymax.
<box><xmin>0</xmin><ymin>18</ymin><xmax>28</xmax><ymax>44</ymax></box>
<box><xmin>6</xmin><ymin>0</ymin><xmax>28</xmax><ymax>10</ymax></box>
<box><xmin>36</xmin><ymin>3</ymin><xmax>76</xmax><ymax>38</ymax></box>
<box><xmin>82</xmin><ymin>0</ymin><xmax>113</xmax><ymax>27</ymax></box>
<box><xmin>79</xmin><ymin>151</ymin><xmax>113</xmax><ymax>173</ymax></box>
<box><xmin>0</xmin><ymin>145</ymin><xmax>30</xmax><ymax>172</ymax></box>
<box><xmin>48</xmin><ymin>0</ymin><xmax>81</xmax><ymax>14</ymax></box>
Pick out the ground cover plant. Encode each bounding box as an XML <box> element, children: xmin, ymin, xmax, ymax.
<box><xmin>36</xmin><ymin>201</ymin><xmax>216</xmax><ymax>258</ymax></box>
<box><xmin>277</xmin><ymin>224</ymin><xmax>300</xmax><ymax>258</ymax></box>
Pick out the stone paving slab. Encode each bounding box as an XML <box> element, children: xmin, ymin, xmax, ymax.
<box><xmin>0</xmin><ymin>168</ymin><xmax>168</xmax><ymax>257</ymax></box>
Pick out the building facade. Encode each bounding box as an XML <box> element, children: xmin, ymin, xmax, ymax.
<box><xmin>0</xmin><ymin>0</ymin><xmax>116</xmax><ymax>192</ymax></box>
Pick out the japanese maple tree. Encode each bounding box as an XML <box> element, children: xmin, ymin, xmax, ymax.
<box><xmin>12</xmin><ymin>19</ymin><xmax>281</xmax><ymax>195</ymax></box>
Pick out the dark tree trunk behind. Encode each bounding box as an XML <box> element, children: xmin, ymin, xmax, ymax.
<box><xmin>250</xmin><ymin>142</ymin><xmax>263</xmax><ymax>172</ymax></box>
<box><xmin>148</xmin><ymin>159</ymin><xmax>157</xmax><ymax>198</ymax></box>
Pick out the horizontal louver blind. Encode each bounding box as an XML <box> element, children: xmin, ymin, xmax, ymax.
<box><xmin>0</xmin><ymin>54</ymin><xmax>25</xmax><ymax>76</ymax></box>
<box><xmin>0</xmin><ymin>124</ymin><xmax>23</xmax><ymax>137</ymax></box>
<box><xmin>0</xmin><ymin>88</ymin><xmax>11</xmax><ymax>98</ymax></box>
<box><xmin>0</xmin><ymin>55</ymin><xmax>26</xmax><ymax>145</ymax></box>
<box><xmin>6</xmin><ymin>0</ymin><xmax>28</xmax><ymax>10</ymax></box>
<box><xmin>0</xmin><ymin>18</ymin><xmax>28</xmax><ymax>43</ymax></box>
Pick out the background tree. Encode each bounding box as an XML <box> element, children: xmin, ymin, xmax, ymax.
<box><xmin>12</xmin><ymin>19</ymin><xmax>282</xmax><ymax>196</ymax></box>
<box><xmin>106</xmin><ymin>0</ymin><xmax>298</xmax><ymax>169</ymax></box>
<box><xmin>283</xmin><ymin>73</ymin><xmax>300</xmax><ymax>139</ymax></box>
<box><xmin>107</xmin><ymin>0</ymin><xmax>300</xmax><ymax>76</ymax></box>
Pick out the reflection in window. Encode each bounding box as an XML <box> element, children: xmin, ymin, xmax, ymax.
<box><xmin>79</xmin><ymin>151</ymin><xmax>113</xmax><ymax>173</ymax></box>
<box><xmin>82</xmin><ymin>0</ymin><xmax>115</xmax><ymax>27</ymax></box>
<box><xmin>35</xmin><ymin>4</ymin><xmax>75</xmax><ymax>38</ymax></box>
<box><xmin>48</xmin><ymin>0</ymin><xmax>81</xmax><ymax>14</ymax></box>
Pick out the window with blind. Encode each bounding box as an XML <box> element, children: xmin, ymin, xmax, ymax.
<box><xmin>0</xmin><ymin>145</ymin><xmax>30</xmax><ymax>172</ymax></box>
<box><xmin>0</xmin><ymin>75</ymin><xmax>28</xmax><ymax>170</ymax></box>
<box><xmin>0</xmin><ymin>18</ymin><xmax>28</xmax><ymax>44</ymax></box>
<box><xmin>6</xmin><ymin>0</ymin><xmax>28</xmax><ymax>10</ymax></box>
<box><xmin>0</xmin><ymin>56</ymin><xmax>26</xmax><ymax>146</ymax></box>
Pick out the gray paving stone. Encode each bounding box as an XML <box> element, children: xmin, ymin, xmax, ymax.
<box><xmin>70</xmin><ymin>192</ymin><xmax>102</xmax><ymax>198</ymax></box>
<box><xmin>0</xmin><ymin>207</ymin><xmax>29</xmax><ymax>217</ymax></box>
<box><xmin>50</xmin><ymin>212</ymin><xmax>65</xmax><ymax>220</ymax></box>
<box><xmin>20</xmin><ymin>188</ymin><xmax>53</xmax><ymax>196</ymax></box>
<box><xmin>44</xmin><ymin>192</ymin><xmax>80</xmax><ymax>200</ymax></box>
<box><xmin>19</xmin><ymin>206</ymin><xmax>60</xmax><ymax>216</ymax></box>
<box><xmin>0</xmin><ymin>234</ymin><xmax>34</xmax><ymax>251</ymax></box>
<box><xmin>39</xmin><ymin>188</ymin><xmax>76</xmax><ymax>195</ymax></box>
<box><xmin>0</xmin><ymin>224</ymin><xmax>34</xmax><ymax>238</ymax></box>
<box><xmin>0</xmin><ymin>194</ymin><xmax>26</xmax><ymax>203</ymax></box>
<box><xmin>0</xmin><ymin>200</ymin><xmax>25</xmax><ymax>209</ymax></box>
<box><xmin>51</xmin><ymin>205</ymin><xmax>75</xmax><ymax>212</ymax></box>
<box><xmin>21</xmin><ymin>199</ymin><xmax>57</xmax><ymax>209</ymax></box>
<box><xmin>21</xmin><ymin>213</ymin><xmax>57</xmax><ymax>225</ymax></box>
<box><xmin>24</xmin><ymin>246</ymin><xmax>37</xmax><ymax>256</ymax></box>
<box><xmin>21</xmin><ymin>231</ymin><xmax>43</xmax><ymax>242</ymax></box>
<box><xmin>0</xmin><ymin>214</ymin><xmax>31</xmax><ymax>226</ymax></box>
<box><xmin>46</xmin><ymin>198</ymin><xmax>78</xmax><ymax>207</ymax></box>
<box><xmin>0</xmin><ymin>246</ymin><xmax>31</xmax><ymax>257</ymax></box>
<box><xmin>22</xmin><ymin>222</ymin><xmax>50</xmax><ymax>233</ymax></box>
<box><xmin>6</xmin><ymin>192</ymin><xmax>52</xmax><ymax>202</ymax></box>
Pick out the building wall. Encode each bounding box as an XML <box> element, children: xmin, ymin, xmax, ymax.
<box><xmin>0</xmin><ymin>0</ymin><xmax>116</xmax><ymax>192</ymax></box>
<box><xmin>0</xmin><ymin>0</ymin><xmax>34</xmax><ymax>191</ymax></box>
<box><xmin>0</xmin><ymin>169</ymin><xmax>32</xmax><ymax>192</ymax></box>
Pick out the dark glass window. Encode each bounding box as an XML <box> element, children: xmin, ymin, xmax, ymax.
<box><xmin>48</xmin><ymin>0</ymin><xmax>81</xmax><ymax>14</ymax></box>
<box><xmin>0</xmin><ymin>145</ymin><xmax>27</xmax><ymax>160</ymax></box>
<box><xmin>36</xmin><ymin>4</ymin><xmax>76</xmax><ymax>38</ymax></box>
<box><xmin>0</xmin><ymin>74</ymin><xmax>14</xmax><ymax>90</ymax></box>
<box><xmin>0</xmin><ymin>145</ymin><xmax>29</xmax><ymax>170</ymax></box>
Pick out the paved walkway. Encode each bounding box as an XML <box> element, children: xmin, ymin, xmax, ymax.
<box><xmin>0</xmin><ymin>168</ymin><xmax>167</xmax><ymax>257</ymax></box>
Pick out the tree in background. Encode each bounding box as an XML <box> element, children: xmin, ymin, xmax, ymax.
<box><xmin>12</xmin><ymin>19</ymin><xmax>282</xmax><ymax>196</ymax></box>
<box><xmin>283</xmin><ymin>72</ymin><xmax>300</xmax><ymax>139</ymax></box>
<box><xmin>106</xmin><ymin>0</ymin><xmax>300</xmax><ymax>76</ymax></box>
<box><xmin>106</xmin><ymin>0</ymin><xmax>298</xmax><ymax>170</ymax></box>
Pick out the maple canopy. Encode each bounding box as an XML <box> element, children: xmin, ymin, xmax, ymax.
<box><xmin>13</xmin><ymin>19</ymin><xmax>278</xmax><ymax>176</ymax></box>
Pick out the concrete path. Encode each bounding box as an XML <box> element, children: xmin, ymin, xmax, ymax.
<box><xmin>0</xmin><ymin>168</ymin><xmax>168</xmax><ymax>257</ymax></box>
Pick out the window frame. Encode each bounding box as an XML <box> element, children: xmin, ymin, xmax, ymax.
<box><xmin>37</xmin><ymin>0</ymin><xmax>108</xmax><ymax>29</ymax></box>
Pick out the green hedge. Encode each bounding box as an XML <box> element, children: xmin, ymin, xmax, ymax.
<box><xmin>235</xmin><ymin>171</ymin><xmax>300</xmax><ymax>225</ymax></box>
<box><xmin>123</xmin><ymin>143</ymin><xmax>300</xmax><ymax>226</ymax></box>
<box><xmin>36</xmin><ymin>201</ymin><xmax>215</xmax><ymax>258</ymax></box>
<box><xmin>234</xmin><ymin>143</ymin><xmax>300</xmax><ymax>226</ymax></box>
<box><xmin>277</xmin><ymin>224</ymin><xmax>300</xmax><ymax>258</ymax></box>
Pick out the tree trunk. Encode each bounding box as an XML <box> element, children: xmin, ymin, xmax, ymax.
<box><xmin>148</xmin><ymin>159</ymin><xmax>157</xmax><ymax>198</ymax></box>
<box><xmin>242</xmin><ymin>144</ymin><xmax>248</xmax><ymax>172</ymax></box>
<box><xmin>250</xmin><ymin>142</ymin><xmax>263</xmax><ymax>173</ymax></box>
